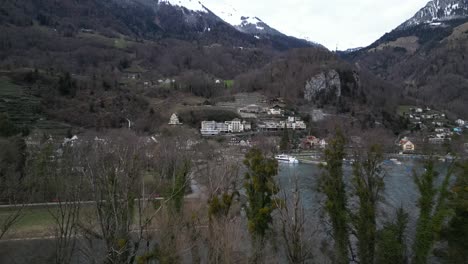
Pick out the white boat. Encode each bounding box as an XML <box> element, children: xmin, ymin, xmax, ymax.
<box><xmin>275</xmin><ymin>154</ymin><xmax>299</xmax><ymax>164</ymax></box>
<box><xmin>390</xmin><ymin>158</ymin><xmax>402</xmax><ymax>165</ymax></box>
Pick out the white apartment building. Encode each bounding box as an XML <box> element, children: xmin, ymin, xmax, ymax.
<box><xmin>201</xmin><ymin>119</ymin><xmax>251</xmax><ymax>136</ymax></box>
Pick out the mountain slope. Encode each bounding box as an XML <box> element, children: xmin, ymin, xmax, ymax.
<box><xmin>158</xmin><ymin>0</ymin><xmax>318</xmax><ymax>50</ymax></box>
<box><xmin>342</xmin><ymin>0</ymin><xmax>468</xmax><ymax>118</ymax></box>
<box><xmin>397</xmin><ymin>0</ymin><xmax>468</xmax><ymax>30</ymax></box>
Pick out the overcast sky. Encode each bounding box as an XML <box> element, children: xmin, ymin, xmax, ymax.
<box><xmin>205</xmin><ymin>0</ymin><xmax>429</xmax><ymax>50</ymax></box>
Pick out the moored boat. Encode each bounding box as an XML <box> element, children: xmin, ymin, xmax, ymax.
<box><xmin>275</xmin><ymin>154</ymin><xmax>299</xmax><ymax>164</ymax></box>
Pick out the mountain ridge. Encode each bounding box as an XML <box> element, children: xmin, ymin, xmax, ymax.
<box><xmin>397</xmin><ymin>0</ymin><xmax>468</xmax><ymax>30</ymax></box>
<box><xmin>158</xmin><ymin>0</ymin><xmax>322</xmax><ymax>47</ymax></box>
<box><xmin>341</xmin><ymin>0</ymin><xmax>468</xmax><ymax>118</ymax></box>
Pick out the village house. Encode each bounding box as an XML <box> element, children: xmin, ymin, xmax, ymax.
<box><xmin>435</xmin><ymin>128</ymin><xmax>448</xmax><ymax>133</ymax></box>
<box><xmin>258</xmin><ymin>116</ymin><xmax>306</xmax><ymax>131</ymax></box>
<box><xmin>432</xmin><ymin>121</ymin><xmax>444</xmax><ymax>127</ymax></box>
<box><xmin>402</xmin><ymin>141</ymin><xmax>415</xmax><ymax>151</ymax></box>
<box><xmin>399</xmin><ymin>137</ymin><xmax>415</xmax><ymax>151</ymax></box>
<box><xmin>302</xmin><ymin>136</ymin><xmax>320</xmax><ymax>149</ymax></box>
<box><xmin>238</xmin><ymin>104</ymin><xmax>263</xmax><ymax>114</ymax></box>
<box><xmin>168</xmin><ymin>113</ymin><xmax>182</xmax><ymax>125</ymax></box>
<box><xmin>319</xmin><ymin>139</ymin><xmax>328</xmax><ymax>148</ymax></box>
<box><xmin>456</xmin><ymin>119</ymin><xmax>466</xmax><ymax>126</ymax></box>
<box><xmin>229</xmin><ymin>137</ymin><xmax>251</xmax><ymax>147</ymax></box>
<box><xmin>267</xmin><ymin>107</ymin><xmax>283</xmax><ymax>116</ymax></box>
<box><xmin>200</xmin><ymin>121</ymin><xmax>219</xmax><ymax>136</ymax></box>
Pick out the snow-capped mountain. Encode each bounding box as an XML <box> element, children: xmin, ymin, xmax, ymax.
<box><xmin>158</xmin><ymin>0</ymin><xmax>307</xmax><ymax>41</ymax></box>
<box><xmin>397</xmin><ymin>0</ymin><xmax>468</xmax><ymax>30</ymax></box>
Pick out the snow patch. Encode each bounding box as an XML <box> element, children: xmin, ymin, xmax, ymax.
<box><xmin>161</xmin><ymin>0</ymin><xmax>207</xmax><ymax>12</ymax></box>
<box><xmin>201</xmin><ymin>0</ymin><xmax>263</xmax><ymax>28</ymax></box>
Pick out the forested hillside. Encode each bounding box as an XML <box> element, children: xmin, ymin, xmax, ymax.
<box><xmin>344</xmin><ymin>18</ymin><xmax>468</xmax><ymax>118</ymax></box>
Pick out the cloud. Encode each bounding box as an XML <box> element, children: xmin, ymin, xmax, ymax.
<box><xmin>204</xmin><ymin>0</ymin><xmax>429</xmax><ymax>50</ymax></box>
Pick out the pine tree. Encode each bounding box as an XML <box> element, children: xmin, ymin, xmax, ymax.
<box><xmin>319</xmin><ymin>130</ymin><xmax>349</xmax><ymax>264</ymax></box>
<box><xmin>351</xmin><ymin>144</ymin><xmax>385</xmax><ymax>264</ymax></box>
<box><xmin>243</xmin><ymin>148</ymin><xmax>279</xmax><ymax>262</ymax></box>
<box><xmin>412</xmin><ymin>159</ymin><xmax>455</xmax><ymax>264</ymax></box>
<box><xmin>375</xmin><ymin>207</ymin><xmax>409</xmax><ymax>264</ymax></box>
<box><xmin>440</xmin><ymin>161</ymin><xmax>468</xmax><ymax>263</ymax></box>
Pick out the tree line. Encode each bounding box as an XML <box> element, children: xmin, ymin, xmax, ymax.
<box><xmin>0</xmin><ymin>128</ymin><xmax>466</xmax><ymax>263</ymax></box>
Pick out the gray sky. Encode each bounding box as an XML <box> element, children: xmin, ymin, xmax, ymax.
<box><xmin>206</xmin><ymin>0</ymin><xmax>429</xmax><ymax>50</ymax></box>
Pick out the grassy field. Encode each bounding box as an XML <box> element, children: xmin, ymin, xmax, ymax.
<box><xmin>0</xmin><ymin>201</ymin><xmax>166</xmax><ymax>238</ymax></box>
<box><xmin>397</xmin><ymin>105</ymin><xmax>413</xmax><ymax>116</ymax></box>
<box><xmin>0</xmin><ymin>207</ymin><xmax>57</xmax><ymax>237</ymax></box>
<box><xmin>114</xmin><ymin>38</ymin><xmax>128</xmax><ymax>49</ymax></box>
<box><xmin>224</xmin><ymin>80</ymin><xmax>234</xmax><ymax>89</ymax></box>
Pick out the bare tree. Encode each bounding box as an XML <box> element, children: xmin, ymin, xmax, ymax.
<box><xmin>43</xmin><ymin>146</ymin><xmax>85</xmax><ymax>264</ymax></box>
<box><xmin>201</xmin><ymin>159</ymin><xmax>243</xmax><ymax>263</ymax></box>
<box><xmin>275</xmin><ymin>175</ymin><xmax>314</xmax><ymax>264</ymax></box>
<box><xmin>77</xmin><ymin>132</ymin><xmax>151</xmax><ymax>264</ymax></box>
<box><xmin>0</xmin><ymin>137</ymin><xmax>28</xmax><ymax>240</ymax></box>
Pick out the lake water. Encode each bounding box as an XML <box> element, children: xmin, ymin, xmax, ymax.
<box><xmin>276</xmin><ymin>159</ymin><xmax>451</xmax><ymax>262</ymax></box>
<box><xmin>277</xmin><ymin>160</ymin><xmax>422</xmax><ymax>216</ymax></box>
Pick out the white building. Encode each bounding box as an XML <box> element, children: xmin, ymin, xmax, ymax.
<box><xmin>258</xmin><ymin>117</ymin><xmax>306</xmax><ymax>131</ymax></box>
<box><xmin>200</xmin><ymin>119</ymin><xmax>251</xmax><ymax>136</ymax></box>
<box><xmin>456</xmin><ymin>119</ymin><xmax>465</xmax><ymax>126</ymax></box>
<box><xmin>168</xmin><ymin>113</ymin><xmax>182</xmax><ymax>125</ymax></box>
<box><xmin>201</xmin><ymin>121</ymin><xmax>219</xmax><ymax>136</ymax></box>
<box><xmin>402</xmin><ymin>141</ymin><xmax>415</xmax><ymax>151</ymax></box>
<box><xmin>267</xmin><ymin>108</ymin><xmax>283</xmax><ymax>116</ymax></box>
<box><xmin>227</xmin><ymin>119</ymin><xmax>243</xmax><ymax>133</ymax></box>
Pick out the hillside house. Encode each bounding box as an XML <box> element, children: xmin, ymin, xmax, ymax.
<box><xmin>267</xmin><ymin>107</ymin><xmax>283</xmax><ymax>116</ymax></box>
<box><xmin>399</xmin><ymin>137</ymin><xmax>415</xmax><ymax>151</ymax></box>
<box><xmin>258</xmin><ymin>116</ymin><xmax>306</xmax><ymax>131</ymax></box>
<box><xmin>168</xmin><ymin>113</ymin><xmax>182</xmax><ymax>125</ymax></box>
<box><xmin>319</xmin><ymin>139</ymin><xmax>328</xmax><ymax>148</ymax></box>
<box><xmin>302</xmin><ymin>136</ymin><xmax>320</xmax><ymax>149</ymax></box>
<box><xmin>456</xmin><ymin>119</ymin><xmax>465</xmax><ymax>126</ymax></box>
<box><xmin>402</xmin><ymin>141</ymin><xmax>415</xmax><ymax>151</ymax></box>
<box><xmin>239</xmin><ymin>104</ymin><xmax>263</xmax><ymax>114</ymax></box>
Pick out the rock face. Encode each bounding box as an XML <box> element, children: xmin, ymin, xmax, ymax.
<box><xmin>304</xmin><ymin>70</ymin><xmax>341</xmax><ymax>102</ymax></box>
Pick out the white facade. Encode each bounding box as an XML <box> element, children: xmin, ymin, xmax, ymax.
<box><xmin>402</xmin><ymin>141</ymin><xmax>415</xmax><ymax>151</ymax></box>
<box><xmin>258</xmin><ymin>117</ymin><xmax>306</xmax><ymax>131</ymax></box>
<box><xmin>201</xmin><ymin>121</ymin><xmax>219</xmax><ymax>136</ymax></box>
<box><xmin>201</xmin><ymin>119</ymin><xmax>251</xmax><ymax>136</ymax></box>
<box><xmin>456</xmin><ymin>119</ymin><xmax>465</xmax><ymax>126</ymax></box>
<box><xmin>168</xmin><ymin>113</ymin><xmax>182</xmax><ymax>125</ymax></box>
<box><xmin>268</xmin><ymin>108</ymin><xmax>282</xmax><ymax>115</ymax></box>
<box><xmin>228</xmin><ymin>119</ymin><xmax>243</xmax><ymax>133</ymax></box>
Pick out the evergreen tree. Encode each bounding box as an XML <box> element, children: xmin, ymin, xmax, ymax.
<box><xmin>440</xmin><ymin>161</ymin><xmax>468</xmax><ymax>263</ymax></box>
<box><xmin>351</xmin><ymin>144</ymin><xmax>385</xmax><ymax>264</ymax></box>
<box><xmin>57</xmin><ymin>72</ymin><xmax>77</xmax><ymax>96</ymax></box>
<box><xmin>319</xmin><ymin>130</ymin><xmax>349</xmax><ymax>264</ymax></box>
<box><xmin>412</xmin><ymin>159</ymin><xmax>455</xmax><ymax>264</ymax></box>
<box><xmin>243</xmin><ymin>148</ymin><xmax>279</xmax><ymax>262</ymax></box>
<box><xmin>375</xmin><ymin>207</ymin><xmax>409</xmax><ymax>264</ymax></box>
<box><xmin>0</xmin><ymin>114</ymin><xmax>19</xmax><ymax>137</ymax></box>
